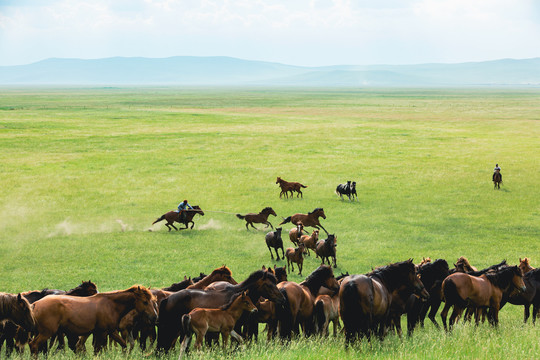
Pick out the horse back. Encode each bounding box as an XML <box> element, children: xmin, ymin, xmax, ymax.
<box><xmin>33</xmin><ymin>295</ymin><xmax>98</xmax><ymax>334</ymax></box>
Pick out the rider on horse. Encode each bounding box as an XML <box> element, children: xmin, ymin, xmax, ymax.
<box><xmin>176</xmin><ymin>200</ymin><xmax>193</xmax><ymax>222</ymax></box>
<box><xmin>493</xmin><ymin>164</ymin><xmax>502</xmax><ymax>182</ymax></box>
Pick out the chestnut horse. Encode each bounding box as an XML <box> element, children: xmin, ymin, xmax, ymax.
<box><xmin>178</xmin><ymin>291</ymin><xmax>257</xmax><ymax>359</ymax></box>
<box><xmin>519</xmin><ymin>257</ymin><xmax>535</xmax><ymax>274</ymax></box>
<box><xmin>299</xmin><ymin>229</ymin><xmax>319</xmax><ymax>256</ymax></box>
<box><xmin>155</xmin><ymin>269</ymin><xmax>285</xmax><ymax>353</ymax></box>
<box><xmin>440</xmin><ymin>265</ymin><xmax>525</xmax><ymax>330</ymax></box>
<box><xmin>30</xmin><ymin>286</ymin><xmax>157</xmax><ymax>354</ymax></box>
<box><xmin>152</xmin><ymin>205</ymin><xmax>205</xmax><ymax>231</ymax></box>
<box><xmin>339</xmin><ymin>260</ymin><xmax>428</xmax><ymax>345</ymax></box>
<box><xmin>276</xmin><ymin>265</ymin><xmax>340</xmax><ymax>339</ymax></box>
<box><xmin>276</xmin><ymin>177</ymin><xmax>308</xmax><ymax>198</ymax></box>
<box><xmin>236</xmin><ymin>207</ymin><xmax>277</xmax><ymax>230</ymax></box>
<box><xmin>280</xmin><ymin>207</ymin><xmax>328</xmax><ymax>235</ymax></box>
<box><xmin>285</xmin><ymin>243</ymin><xmax>306</xmax><ymax>276</ymax></box>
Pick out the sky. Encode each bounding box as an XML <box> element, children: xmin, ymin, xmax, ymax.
<box><xmin>0</xmin><ymin>0</ymin><xmax>539</xmax><ymax>67</ymax></box>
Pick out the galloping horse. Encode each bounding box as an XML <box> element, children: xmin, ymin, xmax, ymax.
<box><xmin>440</xmin><ymin>265</ymin><xmax>525</xmax><ymax>330</ymax></box>
<box><xmin>155</xmin><ymin>269</ymin><xmax>285</xmax><ymax>353</ymax></box>
<box><xmin>280</xmin><ymin>208</ymin><xmax>328</xmax><ymax>235</ymax></box>
<box><xmin>276</xmin><ymin>177</ymin><xmax>308</xmax><ymax>198</ymax></box>
<box><xmin>276</xmin><ymin>265</ymin><xmax>340</xmax><ymax>338</ymax></box>
<box><xmin>152</xmin><ymin>206</ymin><xmax>205</xmax><ymax>231</ymax></box>
<box><xmin>316</xmin><ymin>234</ymin><xmax>337</xmax><ymax>268</ymax></box>
<box><xmin>339</xmin><ymin>260</ymin><xmax>428</xmax><ymax>345</ymax></box>
<box><xmin>236</xmin><ymin>207</ymin><xmax>277</xmax><ymax>230</ymax></box>
<box><xmin>30</xmin><ymin>286</ymin><xmax>157</xmax><ymax>354</ymax></box>
<box><xmin>493</xmin><ymin>170</ymin><xmax>502</xmax><ymax>189</ymax></box>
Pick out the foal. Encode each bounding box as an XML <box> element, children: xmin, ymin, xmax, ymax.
<box><xmin>286</xmin><ymin>243</ymin><xmax>306</xmax><ymax>276</ymax></box>
<box><xmin>178</xmin><ymin>291</ymin><xmax>257</xmax><ymax>359</ymax></box>
<box><xmin>299</xmin><ymin>229</ymin><xmax>319</xmax><ymax>256</ymax></box>
<box><xmin>289</xmin><ymin>222</ymin><xmax>305</xmax><ymax>246</ymax></box>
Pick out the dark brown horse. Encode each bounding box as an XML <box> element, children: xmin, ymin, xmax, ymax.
<box><xmin>493</xmin><ymin>170</ymin><xmax>502</xmax><ymax>189</ymax></box>
<box><xmin>339</xmin><ymin>260</ymin><xmax>427</xmax><ymax>345</ymax></box>
<box><xmin>440</xmin><ymin>265</ymin><xmax>525</xmax><ymax>330</ymax></box>
<box><xmin>162</xmin><ymin>277</ymin><xmax>194</xmax><ymax>292</ymax></box>
<box><xmin>276</xmin><ymin>177</ymin><xmax>308</xmax><ymax>198</ymax></box>
<box><xmin>316</xmin><ymin>234</ymin><xmax>337</xmax><ymax>268</ymax></box>
<box><xmin>276</xmin><ymin>265</ymin><xmax>340</xmax><ymax>338</ymax></box>
<box><xmin>155</xmin><ymin>269</ymin><xmax>285</xmax><ymax>353</ymax></box>
<box><xmin>30</xmin><ymin>286</ymin><xmax>157</xmax><ymax>354</ymax></box>
<box><xmin>280</xmin><ymin>208</ymin><xmax>328</xmax><ymax>235</ymax></box>
<box><xmin>265</xmin><ymin>227</ymin><xmax>285</xmax><ymax>260</ymax></box>
<box><xmin>236</xmin><ymin>207</ymin><xmax>277</xmax><ymax>230</ymax></box>
<box><xmin>501</xmin><ymin>267</ymin><xmax>540</xmax><ymax>324</ymax></box>
<box><xmin>0</xmin><ymin>293</ymin><xmax>35</xmax><ymax>332</ymax></box>
<box><xmin>152</xmin><ymin>205</ymin><xmax>205</xmax><ymax>231</ymax></box>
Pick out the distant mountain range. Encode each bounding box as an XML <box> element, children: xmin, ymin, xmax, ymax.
<box><xmin>1</xmin><ymin>56</ymin><xmax>539</xmax><ymax>86</ymax></box>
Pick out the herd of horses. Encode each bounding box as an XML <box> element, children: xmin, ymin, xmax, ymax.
<box><xmin>1</xmin><ymin>257</ymin><xmax>538</xmax><ymax>357</ymax></box>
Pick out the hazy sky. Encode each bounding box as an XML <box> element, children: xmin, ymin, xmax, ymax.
<box><xmin>1</xmin><ymin>0</ymin><xmax>539</xmax><ymax>66</ymax></box>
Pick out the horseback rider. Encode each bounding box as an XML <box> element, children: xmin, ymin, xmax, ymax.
<box><xmin>493</xmin><ymin>164</ymin><xmax>502</xmax><ymax>182</ymax></box>
<box><xmin>176</xmin><ymin>199</ymin><xmax>193</xmax><ymax>222</ymax></box>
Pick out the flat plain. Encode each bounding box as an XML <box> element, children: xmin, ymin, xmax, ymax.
<box><xmin>0</xmin><ymin>87</ymin><xmax>539</xmax><ymax>359</ymax></box>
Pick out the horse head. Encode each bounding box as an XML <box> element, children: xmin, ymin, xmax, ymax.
<box><xmin>132</xmin><ymin>286</ymin><xmax>158</xmax><ymax>323</ymax></box>
<box><xmin>254</xmin><ymin>270</ymin><xmax>285</xmax><ymax>305</ymax></box>
<box><xmin>276</xmin><ymin>177</ymin><xmax>282</xmax><ymax>184</ymax></box>
<box><xmin>510</xmin><ymin>266</ymin><xmax>527</xmax><ymax>292</ymax></box>
<box><xmin>263</xmin><ymin>207</ymin><xmax>277</xmax><ymax>217</ymax></box>
<box><xmin>192</xmin><ymin>205</ymin><xmax>204</xmax><ymax>216</ymax></box>
<box><xmin>12</xmin><ymin>294</ymin><xmax>36</xmax><ymax>332</ymax></box>
<box><xmin>404</xmin><ymin>259</ymin><xmax>429</xmax><ymax>300</ymax></box>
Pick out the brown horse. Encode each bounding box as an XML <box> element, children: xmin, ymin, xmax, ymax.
<box><xmin>339</xmin><ymin>260</ymin><xmax>428</xmax><ymax>345</ymax></box>
<box><xmin>314</xmin><ymin>293</ymin><xmax>340</xmax><ymax>336</ymax></box>
<box><xmin>178</xmin><ymin>291</ymin><xmax>257</xmax><ymax>358</ymax></box>
<box><xmin>288</xmin><ymin>222</ymin><xmax>306</xmax><ymax>246</ymax></box>
<box><xmin>265</xmin><ymin>227</ymin><xmax>285</xmax><ymax>261</ymax></box>
<box><xmin>519</xmin><ymin>257</ymin><xmax>535</xmax><ymax>274</ymax></box>
<box><xmin>30</xmin><ymin>286</ymin><xmax>157</xmax><ymax>354</ymax></box>
<box><xmin>236</xmin><ymin>207</ymin><xmax>277</xmax><ymax>230</ymax></box>
<box><xmin>280</xmin><ymin>207</ymin><xmax>328</xmax><ymax>235</ymax></box>
<box><xmin>0</xmin><ymin>293</ymin><xmax>35</xmax><ymax>332</ymax></box>
<box><xmin>440</xmin><ymin>265</ymin><xmax>525</xmax><ymax>330</ymax></box>
<box><xmin>188</xmin><ymin>266</ymin><xmax>237</xmax><ymax>290</ymax></box>
<box><xmin>299</xmin><ymin>229</ymin><xmax>319</xmax><ymax>256</ymax></box>
<box><xmin>316</xmin><ymin>234</ymin><xmax>337</xmax><ymax>268</ymax></box>
<box><xmin>276</xmin><ymin>265</ymin><xmax>340</xmax><ymax>338</ymax></box>
<box><xmin>493</xmin><ymin>170</ymin><xmax>502</xmax><ymax>189</ymax></box>
<box><xmin>285</xmin><ymin>243</ymin><xmax>306</xmax><ymax>276</ymax></box>
<box><xmin>152</xmin><ymin>205</ymin><xmax>204</xmax><ymax>231</ymax></box>
<box><xmin>276</xmin><ymin>177</ymin><xmax>308</xmax><ymax>198</ymax></box>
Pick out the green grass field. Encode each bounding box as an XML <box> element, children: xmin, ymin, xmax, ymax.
<box><xmin>1</xmin><ymin>87</ymin><xmax>539</xmax><ymax>359</ymax></box>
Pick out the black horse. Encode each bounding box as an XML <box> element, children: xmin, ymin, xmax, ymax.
<box><xmin>500</xmin><ymin>268</ymin><xmax>540</xmax><ymax>323</ymax></box>
<box><xmin>336</xmin><ymin>181</ymin><xmax>355</xmax><ymax>200</ymax></box>
<box><xmin>155</xmin><ymin>269</ymin><xmax>285</xmax><ymax>354</ymax></box>
<box><xmin>265</xmin><ymin>227</ymin><xmax>285</xmax><ymax>260</ymax></box>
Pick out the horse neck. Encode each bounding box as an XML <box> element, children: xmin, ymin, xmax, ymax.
<box><xmin>370</xmin><ymin>268</ymin><xmax>409</xmax><ymax>292</ymax></box>
<box><xmin>300</xmin><ymin>277</ymin><xmax>324</xmax><ymax>297</ymax></box>
<box><xmin>484</xmin><ymin>269</ymin><xmax>515</xmax><ymax>291</ymax></box>
<box><xmin>0</xmin><ymin>294</ymin><xmax>14</xmax><ymax>318</ymax></box>
<box><xmin>99</xmin><ymin>290</ymin><xmax>138</xmax><ymax>317</ymax></box>
<box><xmin>224</xmin><ymin>298</ymin><xmax>250</xmax><ymax>320</ymax></box>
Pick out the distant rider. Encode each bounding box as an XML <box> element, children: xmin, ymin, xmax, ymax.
<box><xmin>176</xmin><ymin>199</ymin><xmax>193</xmax><ymax>222</ymax></box>
<box><xmin>493</xmin><ymin>164</ymin><xmax>501</xmax><ymax>181</ymax></box>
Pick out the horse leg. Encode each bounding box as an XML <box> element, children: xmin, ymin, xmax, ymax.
<box><xmin>245</xmin><ymin>222</ymin><xmax>250</xmax><ymax>230</ymax></box>
<box><xmin>171</xmin><ymin>223</ymin><xmax>179</xmax><ymax>231</ymax></box>
<box><xmin>189</xmin><ymin>221</ymin><xmax>194</xmax><ymax>229</ymax></box>
<box><xmin>280</xmin><ymin>246</ymin><xmax>285</xmax><ymax>260</ymax></box>
<box><xmin>250</xmin><ymin>222</ymin><xmax>258</xmax><ymax>230</ymax></box>
<box><xmin>449</xmin><ymin>306</ymin><xmax>463</xmax><ymax>329</ymax></box>
<box><xmin>524</xmin><ymin>304</ymin><xmax>530</xmax><ymax>323</ymax></box>
<box><xmin>428</xmin><ymin>299</ymin><xmax>441</xmax><ymax>328</ymax></box>
<box><xmin>318</xmin><ymin>224</ymin><xmax>329</xmax><ymax>235</ymax></box>
<box><xmin>165</xmin><ymin>223</ymin><xmax>172</xmax><ymax>232</ymax></box>
<box><xmin>267</xmin><ymin>245</ymin><xmax>274</xmax><ymax>260</ymax></box>
<box><xmin>333</xmin><ymin>255</ymin><xmax>337</xmax><ymax>268</ymax></box>
<box><xmin>440</xmin><ymin>302</ymin><xmax>451</xmax><ymax>331</ymax></box>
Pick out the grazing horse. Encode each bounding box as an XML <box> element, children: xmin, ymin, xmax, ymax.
<box><xmin>519</xmin><ymin>257</ymin><xmax>535</xmax><ymax>274</ymax></box>
<box><xmin>288</xmin><ymin>222</ymin><xmax>306</xmax><ymax>246</ymax></box>
<box><xmin>299</xmin><ymin>229</ymin><xmax>319</xmax><ymax>256</ymax></box>
<box><xmin>285</xmin><ymin>243</ymin><xmax>306</xmax><ymax>276</ymax></box>
<box><xmin>265</xmin><ymin>227</ymin><xmax>285</xmax><ymax>260</ymax></box>
<box><xmin>188</xmin><ymin>266</ymin><xmax>237</xmax><ymax>290</ymax></box>
<box><xmin>493</xmin><ymin>170</ymin><xmax>502</xmax><ymax>189</ymax></box>
<box><xmin>30</xmin><ymin>286</ymin><xmax>157</xmax><ymax>354</ymax></box>
<box><xmin>339</xmin><ymin>260</ymin><xmax>427</xmax><ymax>345</ymax></box>
<box><xmin>336</xmin><ymin>181</ymin><xmax>355</xmax><ymax>200</ymax></box>
<box><xmin>152</xmin><ymin>205</ymin><xmax>205</xmax><ymax>231</ymax></box>
<box><xmin>178</xmin><ymin>291</ymin><xmax>257</xmax><ymax>359</ymax></box>
<box><xmin>236</xmin><ymin>207</ymin><xmax>277</xmax><ymax>230</ymax></box>
<box><xmin>276</xmin><ymin>265</ymin><xmax>340</xmax><ymax>339</ymax></box>
<box><xmin>155</xmin><ymin>269</ymin><xmax>285</xmax><ymax>353</ymax></box>
<box><xmin>501</xmin><ymin>268</ymin><xmax>540</xmax><ymax>324</ymax></box>
<box><xmin>440</xmin><ymin>265</ymin><xmax>525</xmax><ymax>330</ymax></box>
<box><xmin>407</xmin><ymin>259</ymin><xmax>450</xmax><ymax>333</ymax></box>
<box><xmin>316</xmin><ymin>234</ymin><xmax>337</xmax><ymax>268</ymax></box>
<box><xmin>162</xmin><ymin>277</ymin><xmax>194</xmax><ymax>292</ymax></box>
<box><xmin>280</xmin><ymin>208</ymin><xmax>328</xmax><ymax>235</ymax></box>
<box><xmin>276</xmin><ymin>177</ymin><xmax>308</xmax><ymax>198</ymax></box>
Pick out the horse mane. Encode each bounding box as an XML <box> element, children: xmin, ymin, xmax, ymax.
<box><xmin>418</xmin><ymin>259</ymin><xmax>449</xmax><ymax>276</ymax></box>
<box><xmin>308</xmin><ymin>208</ymin><xmax>323</xmax><ymax>215</ymax></box>
<box><xmin>238</xmin><ymin>270</ymin><xmax>277</xmax><ymax>289</ymax></box>
<box><xmin>162</xmin><ymin>278</ymin><xmax>193</xmax><ymax>292</ymax></box>
<box><xmin>467</xmin><ymin>260</ymin><xmax>507</xmax><ymax>276</ymax></box>
<box><xmin>367</xmin><ymin>260</ymin><xmax>416</xmax><ymax>290</ymax></box>
<box><xmin>484</xmin><ymin>265</ymin><xmax>520</xmax><ymax>289</ymax></box>
<box><xmin>300</xmin><ymin>265</ymin><xmax>333</xmax><ymax>295</ymax></box>
<box><xmin>524</xmin><ymin>268</ymin><xmax>540</xmax><ymax>281</ymax></box>
<box><xmin>117</xmin><ymin>285</ymin><xmax>155</xmax><ymax>301</ymax></box>
<box><xmin>0</xmin><ymin>292</ymin><xmax>31</xmax><ymax>317</ymax></box>
<box><xmin>261</xmin><ymin>207</ymin><xmax>273</xmax><ymax>213</ymax></box>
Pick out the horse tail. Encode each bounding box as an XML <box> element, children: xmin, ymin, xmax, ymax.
<box><xmin>236</xmin><ymin>214</ymin><xmax>245</xmax><ymax>220</ymax></box>
<box><xmin>275</xmin><ymin>288</ymin><xmax>293</xmax><ymax>339</ymax></box>
<box><xmin>442</xmin><ymin>278</ymin><xmax>467</xmax><ymax>308</ymax></box>
<box><xmin>340</xmin><ymin>280</ymin><xmax>362</xmax><ymax>338</ymax></box>
<box><xmin>300</xmin><ymin>184</ymin><xmax>308</xmax><ymax>188</ymax></box>
<box><xmin>279</xmin><ymin>216</ymin><xmax>291</xmax><ymax>225</ymax></box>
<box><xmin>152</xmin><ymin>215</ymin><xmax>165</xmax><ymax>225</ymax></box>
<box><xmin>178</xmin><ymin>314</ymin><xmax>192</xmax><ymax>360</ymax></box>
<box><xmin>314</xmin><ymin>298</ymin><xmax>326</xmax><ymax>334</ymax></box>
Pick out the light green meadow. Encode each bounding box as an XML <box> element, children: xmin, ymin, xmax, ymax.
<box><xmin>0</xmin><ymin>87</ymin><xmax>539</xmax><ymax>359</ymax></box>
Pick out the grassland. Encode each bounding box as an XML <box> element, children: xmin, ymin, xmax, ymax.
<box><xmin>0</xmin><ymin>86</ymin><xmax>539</xmax><ymax>359</ymax></box>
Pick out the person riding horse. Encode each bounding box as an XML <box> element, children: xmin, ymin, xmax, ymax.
<box><xmin>493</xmin><ymin>164</ymin><xmax>502</xmax><ymax>182</ymax></box>
<box><xmin>176</xmin><ymin>200</ymin><xmax>193</xmax><ymax>223</ymax></box>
